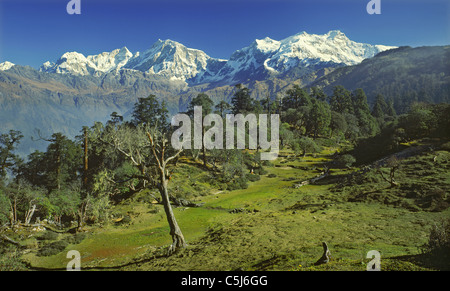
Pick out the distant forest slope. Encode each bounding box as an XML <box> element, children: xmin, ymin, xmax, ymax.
<box><xmin>309</xmin><ymin>46</ymin><xmax>450</xmax><ymax>113</ymax></box>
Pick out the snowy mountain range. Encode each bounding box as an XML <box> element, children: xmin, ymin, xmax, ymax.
<box><xmin>1</xmin><ymin>30</ymin><xmax>447</xmax><ymax>158</ymax></box>
<box><xmin>1</xmin><ymin>30</ymin><xmax>395</xmax><ymax>85</ymax></box>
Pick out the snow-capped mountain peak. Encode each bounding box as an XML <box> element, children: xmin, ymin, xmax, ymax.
<box><xmin>87</xmin><ymin>46</ymin><xmax>133</xmax><ymax>73</ymax></box>
<box><xmin>124</xmin><ymin>39</ymin><xmax>213</xmax><ymax>80</ymax></box>
<box><xmin>40</xmin><ymin>47</ymin><xmax>133</xmax><ymax>76</ymax></box>
<box><xmin>253</xmin><ymin>37</ymin><xmax>281</xmax><ymax>53</ymax></box>
<box><xmin>38</xmin><ymin>30</ymin><xmax>396</xmax><ymax>84</ymax></box>
<box><xmin>0</xmin><ymin>61</ymin><xmax>15</xmax><ymax>71</ymax></box>
<box><xmin>326</xmin><ymin>30</ymin><xmax>346</xmax><ymax>39</ymax></box>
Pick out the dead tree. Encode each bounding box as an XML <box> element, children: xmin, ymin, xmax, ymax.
<box><xmin>376</xmin><ymin>156</ymin><xmax>400</xmax><ymax>187</ymax></box>
<box><xmin>24</xmin><ymin>204</ymin><xmax>36</xmax><ymax>225</ymax></box>
<box><xmin>314</xmin><ymin>242</ymin><xmax>331</xmax><ymax>265</ymax></box>
<box><xmin>102</xmin><ymin>124</ymin><xmax>186</xmax><ymax>254</ymax></box>
<box><xmin>146</xmin><ymin>131</ymin><xmax>186</xmax><ymax>253</ymax></box>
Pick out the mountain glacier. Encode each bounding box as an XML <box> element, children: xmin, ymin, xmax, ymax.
<box><xmin>37</xmin><ymin>30</ymin><xmax>396</xmax><ymax>85</ymax></box>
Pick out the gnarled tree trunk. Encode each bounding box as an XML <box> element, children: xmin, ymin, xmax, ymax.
<box><xmin>159</xmin><ymin>175</ymin><xmax>186</xmax><ymax>254</ymax></box>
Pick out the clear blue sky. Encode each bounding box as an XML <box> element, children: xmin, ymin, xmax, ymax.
<box><xmin>1</xmin><ymin>0</ymin><xmax>449</xmax><ymax>68</ymax></box>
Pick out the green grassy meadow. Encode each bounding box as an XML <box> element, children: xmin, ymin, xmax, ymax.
<box><xmin>17</xmin><ymin>145</ymin><xmax>450</xmax><ymax>271</ymax></box>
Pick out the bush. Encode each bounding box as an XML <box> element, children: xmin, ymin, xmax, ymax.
<box><xmin>334</xmin><ymin>154</ymin><xmax>356</xmax><ymax>168</ymax></box>
<box><xmin>246</xmin><ymin>173</ymin><xmax>261</xmax><ymax>182</ymax></box>
<box><xmin>0</xmin><ymin>247</ymin><xmax>27</xmax><ymax>271</ymax></box>
<box><xmin>37</xmin><ymin>231</ymin><xmax>59</xmax><ymax>241</ymax></box>
<box><xmin>441</xmin><ymin>142</ymin><xmax>450</xmax><ymax>152</ymax></box>
<box><xmin>422</xmin><ymin>219</ymin><xmax>450</xmax><ymax>264</ymax></box>
<box><xmin>38</xmin><ymin>240</ymin><xmax>68</xmax><ymax>257</ymax></box>
<box><xmin>65</xmin><ymin>233</ymin><xmax>87</xmax><ymax>245</ymax></box>
<box><xmin>227</xmin><ymin>177</ymin><xmax>248</xmax><ymax>191</ymax></box>
<box><xmin>253</xmin><ymin>167</ymin><xmax>268</xmax><ymax>175</ymax></box>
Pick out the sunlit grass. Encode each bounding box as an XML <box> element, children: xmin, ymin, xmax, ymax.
<box><xmin>22</xmin><ymin>146</ymin><xmax>450</xmax><ymax>270</ymax></box>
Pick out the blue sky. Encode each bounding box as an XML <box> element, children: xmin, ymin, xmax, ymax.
<box><xmin>0</xmin><ymin>0</ymin><xmax>449</xmax><ymax>68</ymax></box>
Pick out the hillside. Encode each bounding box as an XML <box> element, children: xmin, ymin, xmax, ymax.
<box><xmin>1</xmin><ymin>90</ymin><xmax>449</xmax><ymax>271</ymax></box>
<box><xmin>3</xmin><ymin>143</ymin><xmax>449</xmax><ymax>271</ymax></box>
<box><xmin>310</xmin><ymin>46</ymin><xmax>450</xmax><ymax>113</ymax></box>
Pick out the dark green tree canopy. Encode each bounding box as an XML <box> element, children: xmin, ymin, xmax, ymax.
<box><xmin>0</xmin><ymin>130</ymin><xmax>23</xmax><ymax>179</ymax></box>
<box><xmin>283</xmin><ymin>85</ymin><xmax>311</xmax><ymax>111</ymax></box>
<box><xmin>132</xmin><ymin>95</ymin><xmax>170</xmax><ymax>132</ymax></box>
<box><xmin>231</xmin><ymin>84</ymin><xmax>255</xmax><ymax>114</ymax></box>
<box><xmin>187</xmin><ymin>93</ymin><xmax>214</xmax><ymax>117</ymax></box>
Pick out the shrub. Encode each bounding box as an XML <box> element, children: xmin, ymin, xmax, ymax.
<box><xmin>227</xmin><ymin>177</ymin><xmax>248</xmax><ymax>191</ymax></box>
<box><xmin>334</xmin><ymin>154</ymin><xmax>356</xmax><ymax>168</ymax></box>
<box><xmin>65</xmin><ymin>233</ymin><xmax>87</xmax><ymax>245</ymax></box>
<box><xmin>421</xmin><ymin>219</ymin><xmax>450</xmax><ymax>264</ymax></box>
<box><xmin>0</xmin><ymin>247</ymin><xmax>27</xmax><ymax>271</ymax></box>
<box><xmin>38</xmin><ymin>240</ymin><xmax>68</xmax><ymax>257</ymax></box>
<box><xmin>441</xmin><ymin>142</ymin><xmax>450</xmax><ymax>152</ymax></box>
<box><xmin>246</xmin><ymin>173</ymin><xmax>261</xmax><ymax>182</ymax></box>
<box><xmin>37</xmin><ymin>231</ymin><xmax>59</xmax><ymax>241</ymax></box>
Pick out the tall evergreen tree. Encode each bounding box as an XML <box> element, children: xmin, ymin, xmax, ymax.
<box><xmin>330</xmin><ymin>85</ymin><xmax>353</xmax><ymax>115</ymax></box>
<box><xmin>44</xmin><ymin>133</ymin><xmax>82</xmax><ymax>192</ymax></box>
<box><xmin>0</xmin><ymin>130</ymin><xmax>23</xmax><ymax>179</ymax></box>
<box><xmin>282</xmin><ymin>85</ymin><xmax>311</xmax><ymax>111</ymax></box>
<box><xmin>231</xmin><ymin>84</ymin><xmax>254</xmax><ymax>114</ymax></box>
<box><xmin>132</xmin><ymin>95</ymin><xmax>170</xmax><ymax>132</ymax></box>
<box><xmin>352</xmin><ymin>88</ymin><xmax>379</xmax><ymax>137</ymax></box>
<box><xmin>306</xmin><ymin>99</ymin><xmax>331</xmax><ymax>138</ymax></box>
<box><xmin>310</xmin><ymin>86</ymin><xmax>327</xmax><ymax>102</ymax></box>
<box><xmin>187</xmin><ymin>93</ymin><xmax>214</xmax><ymax>167</ymax></box>
<box><xmin>372</xmin><ymin>94</ymin><xmax>388</xmax><ymax>118</ymax></box>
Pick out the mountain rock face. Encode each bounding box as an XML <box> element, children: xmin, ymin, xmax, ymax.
<box><xmin>1</xmin><ymin>30</ymin><xmax>401</xmax><ymax>156</ymax></box>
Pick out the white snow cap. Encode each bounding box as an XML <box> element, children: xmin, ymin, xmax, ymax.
<box><xmin>0</xmin><ymin>61</ymin><xmax>15</xmax><ymax>71</ymax></box>
<box><xmin>38</xmin><ymin>30</ymin><xmax>396</xmax><ymax>81</ymax></box>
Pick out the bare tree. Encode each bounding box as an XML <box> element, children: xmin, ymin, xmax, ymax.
<box><xmin>101</xmin><ymin>124</ymin><xmax>186</xmax><ymax>254</ymax></box>
<box><xmin>376</xmin><ymin>156</ymin><xmax>400</xmax><ymax>187</ymax></box>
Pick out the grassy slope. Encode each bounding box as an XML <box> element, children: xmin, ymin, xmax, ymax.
<box><xmin>21</xmin><ymin>146</ymin><xmax>450</xmax><ymax>271</ymax></box>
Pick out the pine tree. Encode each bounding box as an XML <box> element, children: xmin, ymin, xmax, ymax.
<box><xmin>352</xmin><ymin>88</ymin><xmax>379</xmax><ymax>137</ymax></box>
<box><xmin>306</xmin><ymin>99</ymin><xmax>331</xmax><ymax>138</ymax></box>
<box><xmin>282</xmin><ymin>85</ymin><xmax>311</xmax><ymax>111</ymax></box>
<box><xmin>0</xmin><ymin>130</ymin><xmax>23</xmax><ymax>179</ymax></box>
<box><xmin>231</xmin><ymin>84</ymin><xmax>254</xmax><ymax>114</ymax></box>
<box><xmin>372</xmin><ymin>94</ymin><xmax>388</xmax><ymax>118</ymax></box>
<box><xmin>187</xmin><ymin>93</ymin><xmax>214</xmax><ymax>166</ymax></box>
<box><xmin>310</xmin><ymin>86</ymin><xmax>327</xmax><ymax>102</ymax></box>
<box><xmin>330</xmin><ymin>85</ymin><xmax>353</xmax><ymax>114</ymax></box>
<box><xmin>132</xmin><ymin>95</ymin><xmax>170</xmax><ymax>132</ymax></box>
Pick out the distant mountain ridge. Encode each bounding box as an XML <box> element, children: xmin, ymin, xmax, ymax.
<box><xmin>21</xmin><ymin>30</ymin><xmax>396</xmax><ymax>85</ymax></box>
<box><xmin>3</xmin><ymin>31</ymin><xmax>448</xmax><ymax>158</ymax></box>
<box><xmin>309</xmin><ymin>45</ymin><xmax>450</xmax><ymax>113</ymax></box>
